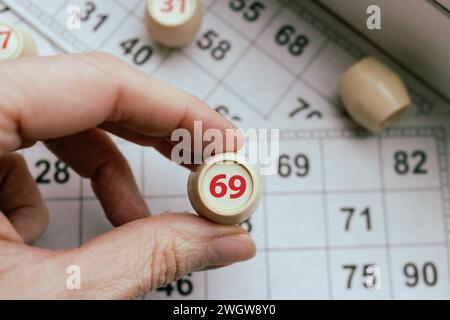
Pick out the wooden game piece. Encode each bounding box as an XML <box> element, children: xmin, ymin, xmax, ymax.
<box><xmin>145</xmin><ymin>0</ymin><xmax>202</xmax><ymax>48</ymax></box>
<box><xmin>188</xmin><ymin>153</ymin><xmax>262</xmax><ymax>225</ymax></box>
<box><xmin>0</xmin><ymin>22</ymin><xmax>37</xmax><ymax>60</ymax></box>
<box><xmin>338</xmin><ymin>56</ymin><xmax>411</xmax><ymax>132</ymax></box>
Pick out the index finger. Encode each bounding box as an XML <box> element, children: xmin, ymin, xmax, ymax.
<box><xmin>0</xmin><ymin>52</ymin><xmax>242</xmax><ymax>155</ymax></box>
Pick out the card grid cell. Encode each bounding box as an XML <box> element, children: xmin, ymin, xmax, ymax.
<box><xmin>278</xmin><ymin>0</ymin><xmax>438</xmax><ymax>120</ymax></box>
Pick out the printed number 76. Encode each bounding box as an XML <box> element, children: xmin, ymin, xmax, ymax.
<box><xmin>210</xmin><ymin>174</ymin><xmax>246</xmax><ymax>199</ymax></box>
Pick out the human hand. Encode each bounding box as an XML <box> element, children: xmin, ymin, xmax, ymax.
<box><xmin>0</xmin><ymin>53</ymin><xmax>255</xmax><ymax>299</ymax></box>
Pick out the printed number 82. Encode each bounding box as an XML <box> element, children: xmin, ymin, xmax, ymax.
<box><xmin>210</xmin><ymin>174</ymin><xmax>246</xmax><ymax>199</ymax></box>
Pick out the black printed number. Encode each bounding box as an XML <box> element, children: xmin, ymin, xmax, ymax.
<box><xmin>120</xmin><ymin>38</ymin><xmax>153</xmax><ymax>65</ymax></box>
<box><xmin>278</xmin><ymin>154</ymin><xmax>309</xmax><ymax>178</ymax></box>
<box><xmin>394</xmin><ymin>150</ymin><xmax>428</xmax><ymax>175</ymax></box>
<box><xmin>275</xmin><ymin>25</ymin><xmax>309</xmax><ymax>56</ymax></box>
<box><xmin>35</xmin><ymin>160</ymin><xmax>70</xmax><ymax>185</ymax></box>
<box><xmin>229</xmin><ymin>0</ymin><xmax>266</xmax><ymax>22</ymax></box>
<box><xmin>157</xmin><ymin>273</ymin><xmax>193</xmax><ymax>296</ymax></box>
<box><xmin>197</xmin><ymin>30</ymin><xmax>231</xmax><ymax>61</ymax></box>
<box><xmin>404</xmin><ymin>262</ymin><xmax>438</xmax><ymax>287</ymax></box>
<box><xmin>80</xmin><ymin>1</ymin><xmax>109</xmax><ymax>32</ymax></box>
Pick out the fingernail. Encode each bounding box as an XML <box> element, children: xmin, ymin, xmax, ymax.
<box><xmin>208</xmin><ymin>234</ymin><xmax>256</xmax><ymax>266</ymax></box>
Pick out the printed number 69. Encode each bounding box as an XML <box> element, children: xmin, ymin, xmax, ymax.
<box><xmin>210</xmin><ymin>174</ymin><xmax>246</xmax><ymax>199</ymax></box>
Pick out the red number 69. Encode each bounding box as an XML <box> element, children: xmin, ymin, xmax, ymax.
<box><xmin>209</xmin><ymin>174</ymin><xmax>247</xmax><ymax>199</ymax></box>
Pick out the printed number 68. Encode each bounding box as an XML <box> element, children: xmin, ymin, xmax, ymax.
<box><xmin>210</xmin><ymin>174</ymin><xmax>246</xmax><ymax>199</ymax></box>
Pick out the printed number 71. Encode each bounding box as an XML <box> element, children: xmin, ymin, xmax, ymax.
<box><xmin>0</xmin><ymin>30</ymin><xmax>12</xmax><ymax>49</ymax></box>
<box><xmin>210</xmin><ymin>174</ymin><xmax>246</xmax><ymax>199</ymax></box>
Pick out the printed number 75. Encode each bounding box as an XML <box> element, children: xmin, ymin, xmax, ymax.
<box><xmin>210</xmin><ymin>174</ymin><xmax>246</xmax><ymax>199</ymax></box>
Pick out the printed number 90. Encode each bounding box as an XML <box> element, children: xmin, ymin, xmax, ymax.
<box><xmin>210</xmin><ymin>174</ymin><xmax>246</xmax><ymax>199</ymax></box>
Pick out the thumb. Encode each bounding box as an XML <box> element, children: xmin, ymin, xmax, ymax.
<box><xmin>61</xmin><ymin>213</ymin><xmax>255</xmax><ymax>299</ymax></box>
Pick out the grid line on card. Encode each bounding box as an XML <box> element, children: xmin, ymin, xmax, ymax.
<box><xmin>273</xmin><ymin>125</ymin><xmax>449</xmax><ymax>299</ymax></box>
<box><xmin>96</xmin><ymin>5</ymin><xmax>132</xmax><ymax>50</ymax></box>
<box><xmin>298</xmin><ymin>75</ymin><xmax>342</xmax><ymax>110</ymax></box>
<box><xmin>131</xmin><ymin>0</ymin><xmax>144</xmax><ymax>13</ymax></box>
<box><xmin>376</xmin><ymin>136</ymin><xmax>394</xmax><ymax>299</ymax></box>
<box><xmin>202</xmin><ymin>4</ymin><xmax>286</xmax><ymax>298</ymax></box>
<box><xmin>265</xmin><ymin>38</ymin><xmax>332</xmax><ymax>118</ymax></box>
<box><xmin>112</xmin><ymin>0</ymin><xmax>137</xmax><ymax>15</ymax></box>
<box><xmin>40</xmin><ymin>184</ymin><xmax>446</xmax><ymax>203</ymax></box>
<box><xmin>198</xmin><ymin>10</ymin><xmax>346</xmax><ymax>118</ymax></box>
<box><xmin>141</xmin><ymin>148</ymin><xmax>146</xmax><ymax>197</ymax></box>
<box><xmin>300</xmin><ymin>0</ymin><xmax>442</xmax><ymax>109</ymax></box>
<box><xmin>318</xmin><ymin>138</ymin><xmax>333</xmax><ymax>299</ymax></box>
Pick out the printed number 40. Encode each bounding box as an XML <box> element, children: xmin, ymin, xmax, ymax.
<box><xmin>210</xmin><ymin>174</ymin><xmax>246</xmax><ymax>199</ymax></box>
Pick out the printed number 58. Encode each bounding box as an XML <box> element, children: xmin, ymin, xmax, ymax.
<box><xmin>210</xmin><ymin>174</ymin><xmax>246</xmax><ymax>199</ymax></box>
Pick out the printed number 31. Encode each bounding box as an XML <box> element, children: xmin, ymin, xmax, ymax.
<box><xmin>0</xmin><ymin>30</ymin><xmax>11</xmax><ymax>49</ymax></box>
<box><xmin>161</xmin><ymin>0</ymin><xmax>186</xmax><ymax>13</ymax></box>
<box><xmin>210</xmin><ymin>174</ymin><xmax>246</xmax><ymax>199</ymax></box>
